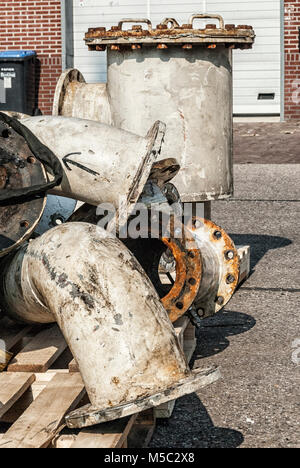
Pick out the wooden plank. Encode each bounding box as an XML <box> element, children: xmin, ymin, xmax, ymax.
<box><xmin>52</xmin><ymin>433</ymin><xmax>77</xmax><ymax>449</ymax></box>
<box><xmin>237</xmin><ymin>245</ymin><xmax>251</xmax><ymax>284</ymax></box>
<box><xmin>154</xmin><ymin>399</ymin><xmax>176</xmax><ymax>419</ymax></box>
<box><xmin>183</xmin><ymin>321</ymin><xmax>197</xmax><ymax>362</ymax></box>
<box><xmin>0</xmin><ymin>373</ymin><xmax>35</xmax><ymax>419</ymax></box>
<box><xmin>7</xmin><ymin>325</ymin><xmax>67</xmax><ymax>373</ymax></box>
<box><xmin>0</xmin><ymin>373</ymin><xmax>86</xmax><ymax>448</ymax></box>
<box><xmin>155</xmin><ymin>316</ymin><xmax>195</xmax><ymax>419</ymax></box>
<box><xmin>69</xmin><ymin>358</ymin><xmax>79</xmax><ymax>373</ymax></box>
<box><xmin>0</xmin><ymin>318</ymin><xmax>33</xmax><ymax>351</ymax></box>
<box><xmin>1</xmin><ymin>371</ymin><xmax>71</xmax><ymax>424</ymax></box>
<box><xmin>70</xmin><ymin>415</ymin><xmax>137</xmax><ymax>449</ymax></box>
<box><xmin>128</xmin><ymin>410</ymin><xmax>156</xmax><ymax>448</ymax></box>
<box><xmin>0</xmin><ymin>348</ymin><xmax>13</xmax><ymax>373</ymax></box>
<box><xmin>1</xmin><ymin>387</ymin><xmax>34</xmax><ymax>424</ymax></box>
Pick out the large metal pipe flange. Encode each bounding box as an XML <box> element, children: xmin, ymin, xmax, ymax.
<box><xmin>187</xmin><ymin>217</ymin><xmax>240</xmax><ymax>318</ymax></box>
<box><xmin>52</xmin><ymin>68</ymin><xmax>112</xmax><ymax>124</ymax></box>
<box><xmin>52</xmin><ymin>68</ymin><xmax>85</xmax><ymax>116</ymax></box>
<box><xmin>123</xmin><ymin>213</ymin><xmax>202</xmax><ymax>323</ymax></box>
<box><xmin>161</xmin><ymin>235</ymin><xmax>202</xmax><ymax>322</ymax></box>
<box><xmin>0</xmin><ymin>120</ymin><xmax>47</xmax><ymax>258</ymax></box>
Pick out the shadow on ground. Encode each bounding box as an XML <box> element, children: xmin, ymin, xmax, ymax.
<box><xmin>193</xmin><ymin>310</ymin><xmax>256</xmax><ymax>359</ymax></box>
<box><xmin>150</xmin><ymin>393</ymin><xmax>244</xmax><ymax>448</ymax></box>
<box><xmin>150</xmin><ymin>309</ymin><xmax>255</xmax><ymax>448</ymax></box>
<box><xmin>230</xmin><ymin>233</ymin><xmax>292</xmax><ymax>274</ymax></box>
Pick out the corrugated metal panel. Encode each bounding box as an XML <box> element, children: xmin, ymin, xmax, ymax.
<box><xmin>73</xmin><ymin>0</ymin><xmax>281</xmax><ymax>114</ymax></box>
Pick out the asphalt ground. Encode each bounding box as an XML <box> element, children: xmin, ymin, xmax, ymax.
<box><xmin>150</xmin><ymin>143</ymin><xmax>300</xmax><ymax>448</ymax></box>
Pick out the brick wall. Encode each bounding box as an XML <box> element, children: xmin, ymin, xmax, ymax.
<box><xmin>284</xmin><ymin>0</ymin><xmax>300</xmax><ymax>119</ymax></box>
<box><xmin>0</xmin><ymin>0</ymin><xmax>62</xmax><ymax>115</ymax></box>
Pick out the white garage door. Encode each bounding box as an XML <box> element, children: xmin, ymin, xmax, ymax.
<box><xmin>73</xmin><ymin>0</ymin><xmax>281</xmax><ymax>115</ymax></box>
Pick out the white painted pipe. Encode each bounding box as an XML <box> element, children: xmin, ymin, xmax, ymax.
<box><xmin>20</xmin><ymin>116</ymin><xmax>165</xmax><ymax>228</ymax></box>
<box><xmin>0</xmin><ymin>222</ymin><xmax>220</xmax><ymax>426</ymax></box>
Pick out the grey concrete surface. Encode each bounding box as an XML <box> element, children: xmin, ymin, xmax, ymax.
<box><xmin>233</xmin><ymin>164</ymin><xmax>300</xmax><ymax>201</ymax></box>
<box><xmin>150</xmin><ymin>164</ymin><xmax>300</xmax><ymax>449</ymax></box>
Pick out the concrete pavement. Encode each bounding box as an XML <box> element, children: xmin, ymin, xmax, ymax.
<box><xmin>150</xmin><ymin>164</ymin><xmax>300</xmax><ymax>448</ymax></box>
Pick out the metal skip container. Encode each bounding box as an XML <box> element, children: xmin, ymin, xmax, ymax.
<box><xmin>54</xmin><ymin>14</ymin><xmax>255</xmax><ymax>202</ymax></box>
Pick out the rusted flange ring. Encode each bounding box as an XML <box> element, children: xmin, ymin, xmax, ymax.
<box><xmin>0</xmin><ymin>123</ymin><xmax>47</xmax><ymax>258</ymax></box>
<box><xmin>188</xmin><ymin>217</ymin><xmax>239</xmax><ymax>317</ymax></box>
<box><xmin>123</xmin><ymin>213</ymin><xmax>202</xmax><ymax>322</ymax></box>
<box><xmin>161</xmin><ymin>234</ymin><xmax>202</xmax><ymax>322</ymax></box>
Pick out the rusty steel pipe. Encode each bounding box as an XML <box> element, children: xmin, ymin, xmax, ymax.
<box><xmin>0</xmin><ymin>222</ymin><xmax>220</xmax><ymax>427</ymax></box>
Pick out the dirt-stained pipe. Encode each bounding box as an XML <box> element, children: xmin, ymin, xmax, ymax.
<box><xmin>0</xmin><ymin>222</ymin><xmax>220</xmax><ymax>427</ymax></box>
<box><xmin>20</xmin><ymin>116</ymin><xmax>165</xmax><ymax>215</ymax></box>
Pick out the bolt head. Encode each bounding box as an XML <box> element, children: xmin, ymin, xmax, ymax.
<box><xmin>216</xmin><ymin>296</ymin><xmax>224</xmax><ymax>306</ymax></box>
<box><xmin>226</xmin><ymin>274</ymin><xmax>236</xmax><ymax>284</ymax></box>
<box><xmin>213</xmin><ymin>230</ymin><xmax>222</xmax><ymax>240</ymax></box>
<box><xmin>225</xmin><ymin>250</ymin><xmax>235</xmax><ymax>260</ymax></box>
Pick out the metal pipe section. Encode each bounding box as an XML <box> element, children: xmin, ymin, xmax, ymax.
<box><xmin>53</xmin><ymin>61</ymin><xmax>233</xmax><ymax>202</ymax></box>
<box><xmin>187</xmin><ymin>217</ymin><xmax>239</xmax><ymax>318</ymax></box>
<box><xmin>107</xmin><ymin>45</ymin><xmax>233</xmax><ymax>202</ymax></box>
<box><xmin>0</xmin><ymin>117</ymin><xmax>47</xmax><ymax>258</ymax></box>
<box><xmin>54</xmin><ymin>14</ymin><xmax>255</xmax><ymax>202</ymax></box>
<box><xmin>52</xmin><ymin>69</ymin><xmax>111</xmax><ymax>124</ymax></box>
<box><xmin>20</xmin><ymin>116</ymin><xmax>166</xmax><ymax>228</ymax></box>
<box><xmin>0</xmin><ymin>222</ymin><xmax>220</xmax><ymax>427</ymax></box>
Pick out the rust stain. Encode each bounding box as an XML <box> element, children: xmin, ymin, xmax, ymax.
<box><xmin>161</xmin><ymin>233</ymin><xmax>202</xmax><ymax>323</ymax></box>
<box><xmin>111</xmin><ymin>377</ymin><xmax>120</xmax><ymax>385</ymax></box>
<box><xmin>122</xmin><ymin>213</ymin><xmax>202</xmax><ymax>323</ymax></box>
<box><xmin>179</xmin><ymin>111</ymin><xmax>187</xmax><ymax>141</ymax></box>
<box><xmin>85</xmin><ymin>19</ymin><xmax>255</xmax><ymax>51</ymax></box>
<box><xmin>0</xmin><ymin>166</ymin><xmax>7</xmax><ymax>190</ymax></box>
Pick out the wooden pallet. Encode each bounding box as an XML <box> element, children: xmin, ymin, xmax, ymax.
<box><xmin>0</xmin><ymin>316</ymin><xmax>192</xmax><ymax>448</ymax></box>
<box><xmin>237</xmin><ymin>245</ymin><xmax>251</xmax><ymax>284</ymax></box>
<box><xmin>0</xmin><ymin>319</ymin><xmax>156</xmax><ymax>448</ymax></box>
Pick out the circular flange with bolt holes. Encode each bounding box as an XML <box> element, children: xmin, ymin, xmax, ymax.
<box><xmin>123</xmin><ymin>212</ymin><xmax>202</xmax><ymax>323</ymax></box>
<box><xmin>0</xmin><ymin>122</ymin><xmax>47</xmax><ymax>258</ymax></box>
<box><xmin>187</xmin><ymin>217</ymin><xmax>240</xmax><ymax>319</ymax></box>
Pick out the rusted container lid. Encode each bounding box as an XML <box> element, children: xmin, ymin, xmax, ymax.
<box><xmin>85</xmin><ymin>14</ymin><xmax>255</xmax><ymax>51</ymax></box>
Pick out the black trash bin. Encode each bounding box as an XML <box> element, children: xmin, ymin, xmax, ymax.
<box><xmin>0</xmin><ymin>50</ymin><xmax>36</xmax><ymax>115</ymax></box>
